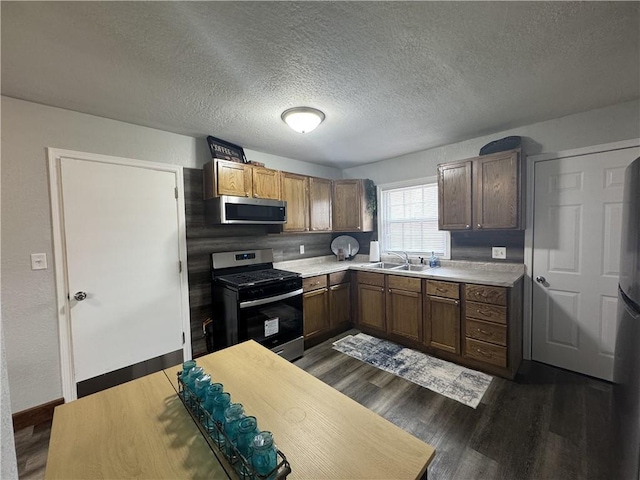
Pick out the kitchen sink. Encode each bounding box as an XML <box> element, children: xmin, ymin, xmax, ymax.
<box><xmin>368</xmin><ymin>262</ymin><xmax>430</xmax><ymax>272</ymax></box>
<box><xmin>389</xmin><ymin>264</ymin><xmax>431</xmax><ymax>272</ymax></box>
<box><xmin>368</xmin><ymin>262</ymin><xmax>404</xmax><ymax>269</ymax></box>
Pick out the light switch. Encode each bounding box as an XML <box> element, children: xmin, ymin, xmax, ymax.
<box><xmin>31</xmin><ymin>253</ymin><xmax>48</xmax><ymax>270</ymax></box>
<box><xmin>492</xmin><ymin>247</ymin><xmax>506</xmax><ymax>260</ymax></box>
<box><xmin>299</xmin><ymin>245</ymin><xmax>305</xmax><ymax>254</ymax></box>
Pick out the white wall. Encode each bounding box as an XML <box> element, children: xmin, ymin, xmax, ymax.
<box><xmin>1</xmin><ymin>130</ymin><xmax>19</xmax><ymax>479</ymax></box>
<box><xmin>343</xmin><ymin>100</ymin><xmax>640</xmax><ymax>183</ymax></box>
<box><xmin>0</xmin><ymin>96</ymin><xmax>340</xmax><ymax>413</ymax></box>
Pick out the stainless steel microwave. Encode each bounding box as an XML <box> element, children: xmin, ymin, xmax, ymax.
<box><xmin>205</xmin><ymin>195</ymin><xmax>287</xmax><ymax>224</ymax></box>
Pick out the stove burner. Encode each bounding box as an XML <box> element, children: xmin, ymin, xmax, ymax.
<box><xmin>216</xmin><ymin>268</ymin><xmax>299</xmax><ymax>288</ymax></box>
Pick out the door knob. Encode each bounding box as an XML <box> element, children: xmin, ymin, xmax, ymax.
<box><xmin>535</xmin><ymin>276</ymin><xmax>546</xmax><ymax>284</ymax></box>
<box><xmin>74</xmin><ymin>291</ymin><xmax>87</xmax><ymax>301</ymax></box>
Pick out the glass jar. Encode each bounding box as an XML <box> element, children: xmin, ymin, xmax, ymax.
<box><xmin>204</xmin><ymin>383</ymin><xmax>224</xmax><ymax>431</ymax></box>
<box><xmin>236</xmin><ymin>416</ymin><xmax>259</xmax><ymax>459</ymax></box>
<box><xmin>186</xmin><ymin>366</ymin><xmax>204</xmax><ymax>391</ymax></box>
<box><xmin>210</xmin><ymin>392</ymin><xmax>231</xmax><ymax>448</ymax></box>
<box><xmin>204</xmin><ymin>383</ymin><xmax>224</xmax><ymax>413</ymax></box>
<box><xmin>182</xmin><ymin>360</ymin><xmax>196</xmax><ymax>378</ymax></box>
<box><xmin>180</xmin><ymin>360</ymin><xmax>196</xmax><ymax>399</ymax></box>
<box><xmin>251</xmin><ymin>431</ymin><xmax>278</xmax><ymax>478</ymax></box>
<box><xmin>223</xmin><ymin>403</ymin><xmax>246</xmax><ymax>457</ymax></box>
<box><xmin>194</xmin><ymin>374</ymin><xmax>211</xmax><ymax>401</ymax></box>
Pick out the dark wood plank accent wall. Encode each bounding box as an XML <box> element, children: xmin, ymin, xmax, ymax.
<box><xmin>450</xmin><ymin>230</ymin><xmax>524</xmax><ymax>263</ymax></box>
<box><xmin>185</xmin><ymin>168</ymin><xmax>334</xmax><ymax>355</ymax></box>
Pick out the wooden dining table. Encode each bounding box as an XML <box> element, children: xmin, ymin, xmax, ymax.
<box><xmin>46</xmin><ymin>340</ymin><xmax>435</xmax><ymax>479</ymax></box>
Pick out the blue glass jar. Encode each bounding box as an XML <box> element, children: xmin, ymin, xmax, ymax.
<box><xmin>223</xmin><ymin>403</ymin><xmax>246</xmax><ymax>457</ymax></box>
<box><xmin>185</xmin><ymin>366</ymin><xmax>204</xmax><ymax>391</ymax></box>
<box><xmin>194</xmin><ymin>374</ymin><xmax>211</xmax><ymax>401</ymax></box>
<box><xmin>182</xmin><ymin>360</ymin><xmax>196</xmax><ymax>378</ymax></box>
<box><xmin>251</xmin><ymin>431</ymin><xmax>278</xmax><ymax>478</ymax></box>
<box><xmin>210</xmin><ymin>392</ymin><xmax>231</xmax><ymax>448</ymax></box>
<box><xmin>180</xmin><ymin>360</ymin><xmax>196</xmax><ymax>399</ymax></box>
<box><xmin>236</xmin><ymin>416</ymin><xmax>259</xmax><ymax>459</ymax></box>
<box><xmin>204</xmin><ymin>383</ymin><xmax>224</xmax><ymax>414</ymax></box>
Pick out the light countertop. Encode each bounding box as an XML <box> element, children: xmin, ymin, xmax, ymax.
<box><xmin>275</xmin><ymin>255</ymin><xmax>525</xmax><ymax>287</ymax></box>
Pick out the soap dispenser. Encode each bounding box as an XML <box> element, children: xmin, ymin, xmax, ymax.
<box><xmin>429</xmin><ymin>251</ymin><xmax>439</xmax><ymax>268</ymax></box>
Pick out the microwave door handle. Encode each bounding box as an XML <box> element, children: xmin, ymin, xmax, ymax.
<box><xmin>239</xmin><ymin>288</ymin><xmax>304</xmax><ymax>309</ymax></box>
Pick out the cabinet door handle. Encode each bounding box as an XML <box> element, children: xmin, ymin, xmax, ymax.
<box><xmin>477</xmin><ymin>224</ymin><xmax>482</xmax><ymax>229</ymax></box>
<box><xmin>245</xmin><ymin>192</ymin><xmax>250</xmax><ymax>197</ymax></box>
<box><xmin>476</xmin><ymin>348</ymin><xmax>492</xmax><ymax>357</ymax></box>
<box><xmin>254</xmin><ymin>193</ymin><xmax>260</xmax><ymax>198</ymax></box>
<box><xmin>466</xmin><ymin>224</ymin><xmax>470</xmax><ymax>229</ymax></box>
<box><xmin>477</xmin><ymin>328</ymin><xmax>491</xmax><ymax>335</ymax></box>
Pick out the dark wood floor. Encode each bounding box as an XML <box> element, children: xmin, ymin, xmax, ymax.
<box><xmin>15</xmin><ymin>330</ymin><xmax>613</xmax><ymax>480</ymax></box>
<box><xmin>294</xmin><ymin>330</ymin><xmax>613</xmax><ymax>480</ymax></box>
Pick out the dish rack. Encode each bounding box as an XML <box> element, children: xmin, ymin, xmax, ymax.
<box><xmin>177</xmin><ymin>372</ymin><xmax>291</xmax><ymax>480</ymax></box>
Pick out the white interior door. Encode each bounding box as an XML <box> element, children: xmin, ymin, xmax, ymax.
<box><xmin>532</xmin><ymin>147</ymin><xmax>639</xmax><ymax>380</ymax></box>
<box><xmin>59</xmin><ymin>156</ymin><xmax>185</xmax><ymax>384</ymax></box>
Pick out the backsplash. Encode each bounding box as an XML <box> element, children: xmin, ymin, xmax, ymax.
<box><xmin>450</xmin><ymin>230</ymin><xmax>525</xmax><ymax>263</ymax></box>
<box><xmin>185</xmin><ymin>168</ymin><xmax>334</xmax><ymax>355</ymax></box>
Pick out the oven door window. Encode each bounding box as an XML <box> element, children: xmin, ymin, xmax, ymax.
<box><xmin>240</xmin><ymin>296</ymin><xmax>303</xmax><ymax>348</ymax></box>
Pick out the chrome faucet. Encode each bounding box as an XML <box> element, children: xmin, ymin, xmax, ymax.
<box><xmin>387</xmin><ymin>251</ymin><xmax>410</xmax><ymax>265</ymax></box>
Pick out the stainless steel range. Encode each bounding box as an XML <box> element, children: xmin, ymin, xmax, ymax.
<box><xmin>211</xmin><ymin>249</ymin><xmax>304</xmax><ymax>361</ymax></box>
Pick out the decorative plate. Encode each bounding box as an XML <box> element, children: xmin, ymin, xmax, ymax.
<box><xmin>331</xmin><ymin>235</ymin><xmax>360</xmax><ymax>258</ymax></box>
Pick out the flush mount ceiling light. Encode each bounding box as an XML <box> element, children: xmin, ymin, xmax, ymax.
<box><xmin>281</xmin><ymin>107</ymin><xmax>325</xmax><ymax>133</ymax></box>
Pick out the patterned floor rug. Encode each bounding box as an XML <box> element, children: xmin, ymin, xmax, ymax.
<box><xmin>332</xmin><ymin>333</ymin><xmax>493</xmax><ymax>408</ymax></box>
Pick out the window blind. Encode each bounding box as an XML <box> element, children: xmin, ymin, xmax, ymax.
<box><xmin>380</xmin><ymin>183</ymin><xmax>448</xmax><ymax>256</ymax></box>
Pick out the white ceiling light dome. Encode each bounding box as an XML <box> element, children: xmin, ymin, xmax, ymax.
<box><xmin>281</xmin><ymin>107</ymin><xmax>325</xmax><ymax>133</ymax></box>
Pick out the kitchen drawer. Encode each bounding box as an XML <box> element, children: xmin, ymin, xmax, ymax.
<box><xmin>329</xmin><ymin>270</ymin><xmax>350</xmax><ymax>286</ymax></box>
<box><xmin>465</xmin><ymin>337</ymin><xmax>507</xmax><ymax>368</ymax></box>
<box><xmin>426</xmin><ymin>280</ymin><xmax>459</xmax><ymax>299</ymax></box>
<box><xmin>357</xmin><ymin>271</ymin><xmax>385</xmax><ymax>288</ymax></box>
<box><xmin>465</xmin><ymin>318</ymin><xmax>507</xmax><ymax>346</ymax></box>
<box><xmin>466</xmin><ymin>301</ymin><xmax>507</xmax><ymax>324</ymax></box>
<box><xmin>466</xmin><ymin>284</ymin><xmax>507</xmax><ymax>306</ymax></box>
<box><xmin>303</xmin><ymin>275</ymin><xmax>328</xmax><ymax>292</ymax></box>
<box><xmin>388</xmin><ymin>275</ymin><xmax>421</xmax><ymax>293</ymax></box>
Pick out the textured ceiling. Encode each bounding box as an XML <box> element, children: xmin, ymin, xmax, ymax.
<box><xmin>2</xmin><ymin>2</ymin><xmax>639</xmax><ymax>169</ymax></box>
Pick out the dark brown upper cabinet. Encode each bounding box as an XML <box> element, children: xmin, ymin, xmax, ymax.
<box><xmin>438</xmin><ymin>149</ymin><xmax>523</xmax><ymax>231</ymax></box>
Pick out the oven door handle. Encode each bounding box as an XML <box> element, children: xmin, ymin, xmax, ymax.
<box><xmin>239</xmin><ymin>288</ymin><xmax>304</xmax><ymax>309</ymax></box>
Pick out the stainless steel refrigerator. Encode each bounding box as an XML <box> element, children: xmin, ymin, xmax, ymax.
<box><xmin>614</xmin><ymin>156</ymin><xmax>640</xmax><ymax>480</ymax></box>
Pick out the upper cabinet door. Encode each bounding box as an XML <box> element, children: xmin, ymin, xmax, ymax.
<box><xmin>473</xmin><ymin>150</ymin><xmax>519</xmax><ymax>229</ymax></box>
<box><xmin>281</xmin><ymin>173</ymin><xmax>309</xmax><ymax>232</ymax></box>
<box><xmin>252</xmin><ymin>167</ymin><xmax>281</xmax><ymax>200</ymax></box>
<box><xmin>309</xmin><ymin>177</ymin><xmax>332</xmax><ymax>231</ymax></box>
<box><xmin>438</xmin><ymin>161</ymin><xmax>472</xmax><ymax>230</ymax></box>
<box><xmin>216</xmin><ymin>160</ymin><xmax>252</xmax><ymax>197</ymax></box>
<box><xmin>332</xmin><ymin>180</ymin><xmax>362</xmax><ymax>231</ymax></box>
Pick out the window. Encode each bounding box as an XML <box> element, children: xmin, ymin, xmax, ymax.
<box><xmin>379</xmin><ymin>178</ymin><xmax>450</xmax><ymax>258</ymax></box>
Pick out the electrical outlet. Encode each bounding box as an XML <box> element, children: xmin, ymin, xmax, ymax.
<box><xmin>31</xmin><ymin>253</ymin><xmax>48</xmax><ymax>270</ymax></box>
<box><xmin>299</xmin><ymin>245</ymin><xmax>304</xmax><ymax>254</ymax></box>
<box><xmin>492</xmin><ymin>247</ymin><xmax>506</xmax><ymax>259</ymax></box>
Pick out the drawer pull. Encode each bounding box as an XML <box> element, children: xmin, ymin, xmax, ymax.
<box><xmin>436</xmin><ymin>287</ymin><xmax>447</xmax><ymax>292</ymax></box>
<box><xmin>476</xmin><ymin>348</ymin><xmax>492</xmax><ymax>358</ymax></box>
<box><xmin>477</xmin><ymin>328</ymin><xmax>491</xmax><ymax>335</ymax></box>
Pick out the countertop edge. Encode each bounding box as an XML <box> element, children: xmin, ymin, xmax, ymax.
<box><xmin>275</xmin><ymin>259</ymin><xmax>525</xmax><ymax>287</ymax></box>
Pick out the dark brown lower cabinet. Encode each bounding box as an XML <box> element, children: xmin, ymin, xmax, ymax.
<box><xmin>423</xmin><ymin>280</ymin><xmax>461</xmax><ymax>355</ymax></box>
<box><xmin>303</xmin><ymin>272</ymin><xmax>353</xmax><ymax>348</ymax></box>
<box><xmin>424</xmin><ymin>294</ymin><xmax>461</xmax><ymax>355</ymax></box>
<box><xmin>303</xmin><ymin>287</ymin><xmax>329</xmax><ymax>340</ymax></box>
<box><xmin>386</xmin><ymin>276</ymin><xmax>422</xmax><ymax>343</ymax></box>
<box><xmin>357</xmin><ymin>272</ymin><xmax>386</xmax><ymax>333</ymax></box>
<box><xmin>329</xmin><ymin>282</ymin><xmax>351</xmax><ymax>330</ymax></box>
